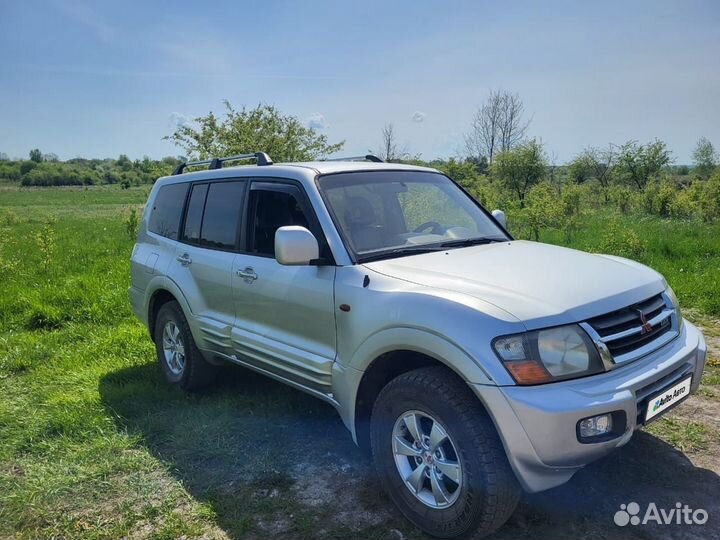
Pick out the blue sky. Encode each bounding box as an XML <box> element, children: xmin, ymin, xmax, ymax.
<box><xmin>1</xmin><ymin>0</ymin><xmax>718</xmax><ymax>162</ymax></box>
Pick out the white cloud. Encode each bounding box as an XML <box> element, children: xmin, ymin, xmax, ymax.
<box><xmin>411</xmin><ymin>111</ymin><xmax>427</xmax><ymax>123</ymax></box>
<box><xmin>169</xmin><ymin>112</ymin><xmax>191</xmax><ymax>129</ymax></box>
<box><xmin>308</xmin><ymin>113</ymin><xmax>328</xmax><ymax>130</ymax></box>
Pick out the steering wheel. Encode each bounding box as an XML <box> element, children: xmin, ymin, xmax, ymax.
<box><xmin>413</xmin><ymin>221</ymin><xmax>445</xmax><ymax>235</ymax></box>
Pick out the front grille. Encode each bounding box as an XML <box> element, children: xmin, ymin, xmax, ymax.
<box><xmin>584</xmin><ymin>292</ymin><xmax>677</xmax><ymax>363</ymax></box>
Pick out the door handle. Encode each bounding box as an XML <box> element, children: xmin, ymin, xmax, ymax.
<box><xmin>176</xmin><ymin>253</ymin><xmax>192</xmax><ymax>266</ymax></box>
<box><xmin>236</xmin><ymin>266</ymin><xmax>258</xmax><ymax>282</ymax></box>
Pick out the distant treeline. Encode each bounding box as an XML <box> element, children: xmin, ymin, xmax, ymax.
<box><xmin>0</xmin><ymin>152</ymin><xmax>182</xmax><ymax>188</ymax></box>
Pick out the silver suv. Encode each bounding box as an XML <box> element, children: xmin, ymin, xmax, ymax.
<box><xmin>130</xmin><ymin>153</ymin><xmax>707</xmax><ymax>539</ymax></box>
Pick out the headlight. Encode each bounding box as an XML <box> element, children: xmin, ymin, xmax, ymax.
<box><xmin>493</xmin><ymin>324</ymin><xmax>605</xmax><ymax>385</ymax></box>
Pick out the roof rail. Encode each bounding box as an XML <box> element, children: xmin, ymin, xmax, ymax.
<box><xmin>172</xmin><ymin>152</ymin><xmax>273</xmax><ymax>175</ymax></box>
<box><xmin>323</xmin><ymin>154</ymin><xmax>384</xmax><ymax>163</ymax></box>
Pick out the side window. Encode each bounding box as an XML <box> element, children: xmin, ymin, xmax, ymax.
<box><xmin>148</xmin><ymin>183</ymin><xmax>189</xmax><ymax>240</ymax></box>
<box><xmin>248</xmin><ymin>187</ymin><xmax>311</xmax><ymax>257</ymax></box>
<box><xmin>199</xmin><ymin>181</ymin><xmax>245</xmax><ymax>250</ymax></box>
<box><xmin>182</xmin><ymin>183</ymin><xmax>208</xmax><ymax>244</ymax></box>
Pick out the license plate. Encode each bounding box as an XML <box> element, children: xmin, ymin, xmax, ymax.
<box><xmin>644</xmin><ymin>376</ymin><xmax>692</xmax><ymax>422</ymax></box>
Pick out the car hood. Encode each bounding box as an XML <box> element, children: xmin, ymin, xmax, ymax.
<box><xmin>363</xmin><ymin>240</ymin><xmax>666</xmax><ymax>329</ymax></box>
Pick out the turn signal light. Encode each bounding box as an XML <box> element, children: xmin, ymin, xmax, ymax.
<box><xmin>503</xmin><ymin>360</ymin><xmax>552</xmax><ymax>385</ymax></box>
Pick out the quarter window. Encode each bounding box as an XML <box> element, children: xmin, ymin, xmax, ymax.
<box><xmin>182</xmin><ymin>183</ymin><xmax>208</xmax><ymax>244</ymax></box>
<box><xmin>148</xmin><ymin>183</ymin><xmax>189</xmax><ymax>240</ymax></box>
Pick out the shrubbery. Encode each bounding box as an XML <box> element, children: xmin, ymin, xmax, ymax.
<box><xmin>0</xmin><ymin>152</ymin><xmax>180</xmax><ymax>187</ymax></box>
<box><xmin>434</xmin><ymin>140</ymin><xmax>720</xmax><ymax>242</ymax></box>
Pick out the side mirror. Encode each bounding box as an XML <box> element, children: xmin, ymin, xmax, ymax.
<box><xmin>275</xmin><ymin>226</ymin><xmax>319</xmax><ymax>265</ymax></box>
<box><xmin>492</xmin><ymin>209</ymin><xmax>506</xmax><ymax>228</ymax></box>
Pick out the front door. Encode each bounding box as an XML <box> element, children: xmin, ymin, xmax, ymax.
<box><xmin>231</xmin><ymin>180</ymin><xmax>336</xmax><ymax>396</ymax></box>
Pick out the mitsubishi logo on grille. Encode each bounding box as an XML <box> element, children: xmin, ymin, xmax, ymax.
<box><xmin>636</xmin><ymin>308</ymin><xmax>653</xmax><ymax>335</ymax></box>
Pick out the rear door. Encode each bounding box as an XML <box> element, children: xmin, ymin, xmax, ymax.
<box><xmin>230</xmin><ymin>180</ymin><xmax>337</xmax><ymax>396</ymax></box>
<box><xmin>167</xmin><ymin>179</ymin><xmax>246</xmax><ymax>356</ymax></box>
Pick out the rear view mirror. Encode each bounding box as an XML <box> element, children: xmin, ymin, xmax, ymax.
<box><xmin>275</xmin><ymin>226</ymin><xmax>319</xmax><ymax>265</ymax></box>
<box><xmin>492</xmin><ymin>209</ymin><xmax>506</xmax><ymax>228</ymax></box>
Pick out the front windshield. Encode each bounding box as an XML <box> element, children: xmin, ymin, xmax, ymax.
<box><xmin>317</xmin><ymin>171</ymin><xmax>508</xmax><ymax>261</ymax></box>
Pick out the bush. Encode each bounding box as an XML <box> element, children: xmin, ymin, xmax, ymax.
<box><xmin>20</xmin><ymin>161</ymin><xmax>37</xmax><ymax>175</ymax></box>
<box><xmin>34</xmin><ymin>221</ymin><xmax>56</xmax><ymax>273</ymax></box>
<box><xmin>698</xmin><ymin>171</ymin><xmax>720</xmax><ymax>222</ymax></box>
<box><xmin>607</xmin><ymin>185</ymin><xmax>637</xmax><ymax>214</ymax></box>
<box><xmin>19</xmin><ymin>163</ymin><xmax>102</xmax><ymax>187</ymax></box>
<box><xmin>0</xmin><ymin>161</ymin><xmax>21</xmax><ymax>181</ymax></box>
<box><xmin>595</xmin><ymin>219</ymin><xmax>645</xmax><ymax>258</ymax></box>
<box><xmin>518</xmin><ymin>182</ymin><xmax>563</xmax><ymax>241</ymax></box>
<box><xmin>560</xmin><ymin>183</ymin><xmax>587</xmax><ymax>241</ymax></box>
<box><xmin>125</xmin><ymin>207</ymin><xmax>139</xmax><ymax>239</ymax></box>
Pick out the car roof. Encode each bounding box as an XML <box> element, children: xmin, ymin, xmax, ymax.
<box><xmin>155</xmin><ymin>160</ymin><xmax>439</xmax><ymax>185</ymax></box>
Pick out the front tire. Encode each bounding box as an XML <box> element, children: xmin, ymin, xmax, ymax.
<box><xmin>154</xmin><ymin>301</ymin><xmax>217</xmax><ymax>391</ymax></box>
<box><xmin>370</xmin><ymin>367</ymin><xmax>520</xmax><ymax>539</ymax></box>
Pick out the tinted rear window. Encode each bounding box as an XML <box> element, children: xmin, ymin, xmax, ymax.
<box><xmin>148</xmin><ymin>183</ymin><xmax>189</xmax><ymax>240</ymax></box>
<box><xmin>200</xmin><ymin>181</ymin><xmax>245</xmax><ymax>249</ymax></box>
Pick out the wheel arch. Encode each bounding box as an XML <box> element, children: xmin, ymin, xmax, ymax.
<box><xmin>145</xmin><ymin>276</ymin><xmax>194</xmax><ymax>341</ymax></box>
<box><xmin>347</xmin><ymin>328</ymin><xmax>495</xmax><ymax>454</ymax></box>
<box><xmin>147</xmin><ymin>288</ymin><xmax>178</xmax><ymax>340</ymax></box>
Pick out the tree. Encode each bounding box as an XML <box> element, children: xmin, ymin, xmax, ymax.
<box><xmin>20</xmin><ymin>161</ymin><xmax>37</xmax><ymax>175</ymax></box>
<box><xmin>692</xmin><ymin>137</ymin><xmax>717</xmax><ymax>180</ymax></box>
<box><xmin>436</xmin><ymin>159</ymin><xmax>483</xmax><ymax>196</ymax></box>
<box><xmin>165</xmin><ymin>101</ymin><xmax>344</xmax><ymax>161</ymax></box>
<box><xmin>378</xmin><ymin>123</ymin><xmax>400</xmax><ymax>161</ymax></box>
<box><xmin>568</xmin><ymin>145</ymin><xmax>616</xmax><ymax>201</ymax></box>
<box><xmin>616</xmin><ymin>139</ymin><xmax>672</xmax><ymax>189</ymax></box>
<box><xmin>29</xmin><ymin>148</ymin><xmax>43</xmax><ymax>163</ymax></box>
<box><xmin>498</xmin><ymin>92</ymin><xmax>529</xmax><ymax>153</ymax></box>
<box><xmin>490</xmin><ymin>139</ymin><xmax>546</xmax><ymax>206</ymax></box>
<box><xmin>522</xmin><ymin>182</ymin><xmax>563</xmax><ymax>241</ymax></box>
<box><xmin>465</xmin><ymin>90</ymin><xmax>530</xmax><ymax>165</ymax></box>
<box><xmin>117</xmin><ymin>154</ymin><xmax>132</xmax><ymax>171</ymax></box>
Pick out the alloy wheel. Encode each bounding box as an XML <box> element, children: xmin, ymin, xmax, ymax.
<box><xmin>162</xmin><ymin>321</ymin><xmax>185</xmax><ymax>375</ymax></box>
<box><xmin>392</xmin><ymin>410</ymin><xmax>462</xmax><ymax>508</ymax></box>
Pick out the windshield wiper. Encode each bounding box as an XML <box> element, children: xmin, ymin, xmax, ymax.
<box><xmin>359</xmin><ymin>237</ymin><xmax>507</xmax><ymax>263</ymax></box>
<box><xmin>439</xmin><ymin>237</ymin><xmax>507</xmax><ymax>248</ymax></box>
<box><xmin>359</xmin><ymin>245</ymin><xmax>447</xmax><ymax>262</ymax></box>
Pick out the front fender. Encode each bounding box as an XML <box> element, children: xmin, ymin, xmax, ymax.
<box><xmin>331</xmin><ymin>326</ymin><xmax>498</xmax><ymax>442</ymax></box>
<box><xmin>348</xmin><ymin>326</ymin><xmax>494</xmax><ymax>384</ymax></box>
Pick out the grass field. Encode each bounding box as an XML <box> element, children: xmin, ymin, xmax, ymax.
<box><xmin>0</xmin><ymin>184</ymin><xmax>718</xmax><ymax>539</ymax></box>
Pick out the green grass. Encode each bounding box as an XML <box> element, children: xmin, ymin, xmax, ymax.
<box><xmin>646</xmin><ymin>418</ymin><xmax>714</xmax><ymax>453</ymax></box>
<box><xmin>0</xmin><ymin>184</ymin><xmax>718</xmax><ymax>539</ymax></box>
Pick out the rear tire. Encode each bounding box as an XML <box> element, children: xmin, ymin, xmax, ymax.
<box><xmin>154</xmin><ymin>301</ymin><xmax>217</xmax><ymax>391</ymax></box>
<box><xmin>370</xmin><ymin>367</ymin><xmax>520</xmax><ymax>539</ymax></box>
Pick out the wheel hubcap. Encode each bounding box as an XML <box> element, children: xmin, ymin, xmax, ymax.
<box><xmin>392</xmin><ymin>410</ymin><xmax>462</xmax><ymax>508</ymax></box>
<box><xmin>162</xmin><ymin>321</ymin><xmax>185</xmax><ymax>375</ymax></box>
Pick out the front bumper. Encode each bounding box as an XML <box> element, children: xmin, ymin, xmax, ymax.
<box><xmin>472</xmin><ymin>319</ymin><xmax>707</xmax><ymax>493</ymax></box>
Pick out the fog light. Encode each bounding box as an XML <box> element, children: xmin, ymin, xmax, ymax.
<box><xmin>578</xmin><ymin>414</ymin><xmax>613</xmax><ymax>439</ymax></box>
